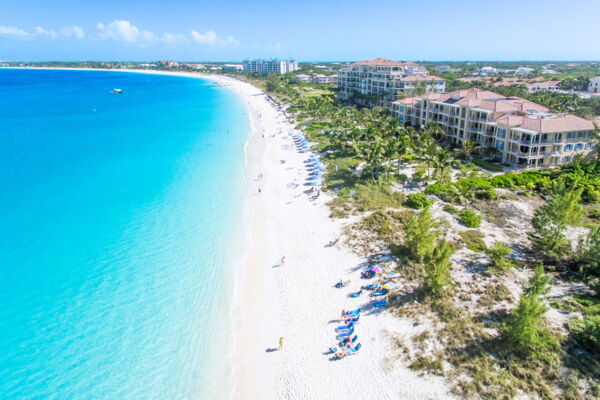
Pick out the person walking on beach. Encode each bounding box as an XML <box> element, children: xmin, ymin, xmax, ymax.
<box><xmin>258</xmin><ymin>187</ymin><xmax>262</xmax><ymax>195</ymax></box>
<box><xmin>279</xmin><ymin>337</ymin><xmax>284</xmax><ymax>350</ymax></box>
<box><xmin>281</xmin><ymin>256</ymin><xmax>286</xmax><ymax>265</ymax></box>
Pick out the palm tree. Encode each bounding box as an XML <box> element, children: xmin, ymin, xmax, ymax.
<box><xmin>432</xmin><ymin>150</ymin><xmax>453</xmax><ymax>184</ymax></box>
<box><xmin>382</xmin><ymin>137</ymin><xmax>399</xmax><ymax>178</ymax></box>
<box><xmin>359</xmin><ymin>141</ymin><xmax>384</xmax><ymax>181</ymax></box>
<box><xmin>461</xmin><ymin>139</ymin><xmax>481</xmax><ymax>160</ymax></box>
<box><xmin>422</xmin><ymin>142</ymin><xmax>438</xmax><ymax>180</ymax></box>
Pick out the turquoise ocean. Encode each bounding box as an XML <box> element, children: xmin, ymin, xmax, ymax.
<box><xmin>0</xmin><ymin>69</ymin><xmax>250</xmax><ymax>399</ymax></box>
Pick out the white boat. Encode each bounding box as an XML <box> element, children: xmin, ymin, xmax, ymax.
<box><xmin>111</xmin><ymin>88</ymin><xmax>123</xmax><ymax>94</ymax></box>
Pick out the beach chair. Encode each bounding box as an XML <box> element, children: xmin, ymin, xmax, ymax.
<box><xmin>374</xmin><ymin>300</ymin><xmax>388</xmax><ymax>308</ymax></box>
<box><xmin>346</xmin><ymin>343</ymin><xmax>361</xmax><ymax>356</ymax></box>
<box><xmin>336</xmin><ymin>327</ymin><xmax>354</xmax><ymax>340</ymax></box>
<box><xmin>345</xmin><ymin>315</ymin><xmax>360</xmax><ymax>323</ymax></box>
<box><xmin>345</xmin><ymin>308</ymin><xmax>361</xmax><ymax>316</ymax></box>
<box><xmin>335</xmin><ymin>322</ymin><xmax>354</xmax><ymax>332</ymax></box>
<box><xmin>339</xmin><ymin>335</ymin><xmax>358</xmax><ymax>348</ymax></box>
<box><xmin>350</xmin><ymin>289</ymin><xmax>362</xmax><ymax>298</ymax></box>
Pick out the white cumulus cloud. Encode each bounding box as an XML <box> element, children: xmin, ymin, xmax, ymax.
<box><xmin>0</xmin><ymin>26</ymin><xmax>32</xmax><ymax>39</ymax></box>
<box><xmin>96</xmin><ymin>20</ymin><xmax>140</xmax><ymax>42</ymax></box>
<box><xmin>62</xmin><ymin>25</ymin><xmax>85</xmax><ymax>39</ymax></box>
<box><xmin>34</xmin><ymin>26</ymin><xmax>57</xmax><ymax>38</ymax></box>
<box><xmin>190</xmin><ymin>30</ymin><xmax>238</xmax><ymax>47</ymax></box>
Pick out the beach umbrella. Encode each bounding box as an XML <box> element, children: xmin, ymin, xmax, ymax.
<box><xmin>382</xmin><ymin>282</ymin><xmax>396</xmax><ymax>290</ymax></box>
<box><xmin>370</xmin><ymin>265</ymin><xmax>382</xmax><ymax>273</ymax></box>
<box><xmin>307</xmin><ymin>175</ymin><xmax>321</xmax><ymax>181</ymax></box>
<box><xmin>308</xmin><ymin>181</ymin><xmax>321</xmax><ymax>186</ymax></box>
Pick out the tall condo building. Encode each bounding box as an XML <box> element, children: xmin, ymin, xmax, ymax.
<box><xmin>243</xmin><ymin>59</ymin><xmax>299</xmax><ymax>75</ymax></box>
<box><xmin>337</xmin><ymin>58</ymin><xmax>446</xmax><ymax>107</ymax></box>
<box><xmin>391</xmin><ymin>89</ymin><xmax>596</xmax><ymax>169</ymax></box>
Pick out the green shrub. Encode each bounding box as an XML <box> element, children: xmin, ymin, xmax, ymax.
<box><xmin>396</xmin><ymin>174</ymin><xmax>409</xmax><ymax>184</ymax></box>
<box><xmin>584</xmin><ymin>188</ymin><xmax>600</xmax><ymax>204</ymax></box>
<box><xmin>485</xmin><ymin>242</ymin><xmax>515</xmax><ymax>270</ymax></box>
<box><xmin>473</xmin><ymin>159</ymin><xmax>503</xmax><ymax>172</ymax></box>
<box><xmin>405</xmin><ymin>193</ymin><xmax>432</xmax><ymax>209</ymax></box>
<box><xmin>443</xmin><ymin>205</ymin><xmax>459</xmax><ymax>214</ymax></box>
<box><xmin>412</xmin><ymin>169</ymin><xmax>427</xmax><ymax>182</ymax></box>
<box><xmin>458</xmin><ymin>230</ymin><xmax>487</xmax><ymax>252</ymax></box>
<box><xmin>460</xmin><ymin>209</ymin><xmax>482</xmax><ymax>228</ymax></box>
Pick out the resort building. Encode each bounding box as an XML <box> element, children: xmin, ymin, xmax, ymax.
<box><xmin>589</xmin><ymin>77</ymin><xmax>600</xmax><ymax>93</ymax></box>
<box><xmin>515</xmin><ymin>67</ymin><xmax>535</xmax><ymax>75</ymax></box>
<box><xmin>313</xmin><ymin>74</ymin><xmax>337</xmax><ymax>84</ymax></box>
<box><xmin>222</xmin><ymin>63</ymin><xmax>243</xmax><ymax>72</ymax></box>
<box><xmin>526</xmin><ymin>81</ymin><xmax>560</xmax><ymax>93</ymax></box>
<box><xmin>391</xmin><ymin>88</ymin><xmax>596</xmax><ymax>169</ymax></box>
<box><xmin>242</xmin><ymin>59</ymin><xmax>299</xmax><ymax>75</ymax></box>
<box><xmin>294</xmin><ymin>74</ymin><xmax>312</xmax><ymax>83</ymax></box>
<box><xmin>337</xmin><ymin>58</ymin><xmax>445</xmax><ymax>107</ymax></box>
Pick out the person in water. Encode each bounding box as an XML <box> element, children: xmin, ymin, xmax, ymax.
<box><xmin>279</xmin><ymin>337</ymin><xmax>284</xmax><ymax>350</ymax></box>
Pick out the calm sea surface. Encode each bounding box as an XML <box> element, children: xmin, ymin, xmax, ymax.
<box><xmin>0</xmin><ymin>69</ymin><xmax>249</xmax><ymax>399</ymax></box>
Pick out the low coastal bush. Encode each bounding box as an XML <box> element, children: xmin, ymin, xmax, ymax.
<box><xmin>472</xmin><ymin>158</ymin><xmax>503</xmax><ymax>172</ymax></box>
<box><xmin>485</xmin><ymin>242</ymin><xmax>515</xmax><ymax>270</ymax></box>
<box><xmin>412</xmin><ymin>169</ymin><xmax>427</xmax><ymax>182</ymax></box>
<box><xmin>460</xmin><ymin>209</ymin><xmax>482</xmax><ymax>228</ymax></box>
<box><xmin>405</xmin><ymin>193</ymin><xmax>432</xmax><ymax>209</ymax></box>
<box><xmin>424</xmin><ymin>183</ymin><xmax>455</xmax><ymax>202</ymax></box>
<box><xmin>458</xmin><ymin>230</ymin><xmax>487</xmax><ymax>252</ymax></box>
<box><xmin>443</xmin><ymin>205</ymin><xmax>459</xmax><ymax>214</ymax></box>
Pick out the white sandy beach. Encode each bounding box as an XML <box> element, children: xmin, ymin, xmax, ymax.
<box><xmin>14</xmin><ymin>67</ymin><xmax>455</xmax><ymax>399</ymax></box>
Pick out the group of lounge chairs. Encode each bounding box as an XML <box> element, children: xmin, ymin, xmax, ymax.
<box><xmin>290</xmin><ymin>133</ymin><xmax>323</xmax><ymax>197</ymax></box>
<box><xmin>330</xmin><ymin>308</ymin><xmax>362</xmax><ymax>359</ymax></box>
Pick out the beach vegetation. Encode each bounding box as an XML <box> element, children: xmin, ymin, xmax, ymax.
<box><xmin>485</xmin><ymin>242</ymin><xmax>515</xmax><ymax>271</ymax></box>
<box><xmin>405</xmin><ymin>193</ymin><xmax>432</xmax><ymax>209</ymax></box>
<box><xmin>459</xmin><ymin>209</ymin><xmax>482</xmax><ymax>228</ymax></box>
<box><xmin>458</xmin><ymin>230</ymin><xmax>487</xmax><ymax>252</ymax></box>
<box><xmin>404</xmin><ymin>206</ymin><xmax>439</xmax><ymax>263</ymax></box>
<box><xmin>502</xmin><ymin>265</ymin><xmax>560</xmax><ymax>360</ymax></box>
<box><xmin>528</xmin><ymin>182</ymin><xmax>584</xmax><ymax>262</ymax></box>
<box><xmin>424</xmin><ymin>239</ymin><xmax>454</xmax><ymax>297</ymax></box>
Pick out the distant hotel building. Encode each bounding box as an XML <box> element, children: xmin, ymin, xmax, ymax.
<box><xmin>392</xmin><ymin>89</ymin><xmax>596</xmax><ymax>169</ymax></box>
<box><xmin>526</xmin><ymin>81</ymin><xmax>560</xmax><ymax>93</ymax></box>
<box><xmin>243</xmin><ymin>59</ymin><xmax>299</xmax><ymax>75</ymax></box>
<box><xmin>222</xmin><ymin>63</ymin><xmax>243</xmax><ymax>72</ymax></box>
<box><xmin>337</xmin><ymin>58</ymin><xmax>446</xmax><ymax>107</ymax></box>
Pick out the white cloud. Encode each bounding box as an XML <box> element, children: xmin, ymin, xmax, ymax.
<box><xmin>190</xmin><ymin>30</ymin><xmax>217</xmax><ymax>44</ymax></box>
<box><xmin>34</xmin><ymin>26</ymin><xmax>57</xmax><ymax>38</ymax></box>
<box><xmin>190</xmin><ymin>30</ymin><xmax>238</xmax><ymax>47</ymax></box>
<box><xmin>161</xmin><ymin>33</ymin><xmax>187</xmax><ymax>45</ymax></box>
<box><xmin>62</xmin><ymin>25</ymin><xmax>85</xmax><ymax>39</ymax></box>
<box><xmin>96</xmin><ymin>20</ymin><xmax>140</xmax><ymax>43</ymax></box>
<box><xmin>0</xmin><ymin>26</ymin><xmax>32</xmax><ymax>39</ymax></box>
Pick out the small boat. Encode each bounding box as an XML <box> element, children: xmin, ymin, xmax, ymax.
<box><xmin>111</xmin><ymin>88</ymin><xmax>123</xmax><ymax>94</ymax></box>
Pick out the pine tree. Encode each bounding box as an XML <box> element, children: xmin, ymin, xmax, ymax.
<box><xmin>424</xmin><ymin>239</ymin><xmax>454</xmax><ymax>297</ymax></box>
<box><xmin>502</xmin><ymin>265</ymin><xmax>559</xmax><ymax>359</ymax></box>
<box><xmin>528</xmin><ymin>181</ymin><xmax>583</xmax><ymax>261</ymax></box>
<box><xmin>404</xmin><ymin>206</ymin><xmax>439</xmax><ymax>263</ymax></box>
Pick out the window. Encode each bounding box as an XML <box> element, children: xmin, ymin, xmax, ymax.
<box><xmin>575</xmin><ymin>143</ymin><xmax>584</xmax><ymax>151</ymax></box>
<box><xmin>585</xmin><ymin>143</ymin><xmax>592</xmax><ymax>149</ymax></box>
<box><xmin>495</xmin><ymin>140</ymin><xmax>505</xmax><ymax>150</ymax></box>
<box><xmin>567</xmin><ymin>132</ymin><xmax>575</xmax><ymax>139</ymax></box>
<box><xmin>562</xmin><ymin>156</ymin><xmax>572</xmax><ymax>163</ymax></box>
<box><xmin>497</xmin><ymin>128</ymin><xmax>507</xmax><ymax>139</ymax></box>
<box><xmin>589</xmin><ymin>131</ymin><xmax>594</xmax><ymax>138</ymax></box>
<box><xmin>564</xmin><ymin>144</ymin><xmax>573</xmax><ymax>151</ymax></box>
<box><xmin>555</xmin><ymin>133</ymin><xmax>562</xmax><ymax>141</ymax></box>
<box><xmin>577</xmin><ymin>131</ymin><xmax>585</xmax><ymax>138</ymax></box>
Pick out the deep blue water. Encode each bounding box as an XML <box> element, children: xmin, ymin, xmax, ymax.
<box><xmin>0</xmin><ymin>69</ymin><xmax>249</xmax><ymax>399</ymax></box>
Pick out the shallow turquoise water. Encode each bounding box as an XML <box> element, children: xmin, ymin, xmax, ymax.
<box><xmin>0</xmin><ymin>69</ymin><xmax>249</xmax><ymax>399</ymax></box>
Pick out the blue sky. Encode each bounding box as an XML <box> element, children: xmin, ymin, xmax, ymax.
<box><xmin>1</xmin><ymin>0</ymin><xmax>599</xmax><ymax>61</ymax></box>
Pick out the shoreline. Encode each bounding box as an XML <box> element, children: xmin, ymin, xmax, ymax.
<box><xmin>10</xmin><ymin>67</ymin><xmax>456</xmax><ymax>399</ymax></box>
